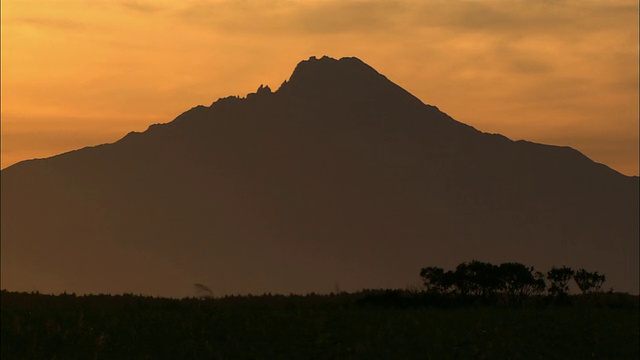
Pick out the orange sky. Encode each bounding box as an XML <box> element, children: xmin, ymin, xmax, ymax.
<box><xmin>1</xmin><ymin>0</ymin><xmax>638</xmax><ymax>175</ymax></box>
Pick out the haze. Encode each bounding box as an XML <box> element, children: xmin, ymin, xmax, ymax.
<box><xmin>1</xmin><ymin>0</ymin><xmax>638</xmax><ymax>175</ymax></box>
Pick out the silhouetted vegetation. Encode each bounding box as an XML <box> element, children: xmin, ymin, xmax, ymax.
<box><xmin>419</xmin><ymin>261</ymin><xmax>611</xmax><ymax>306</ymax></box>
<box><xmin>1</xmin><ymin>288</ymin><xmax>638</xmax><ymax>359</ymax></box>
<box><xmin>0</xmin><ymin>262</ymin><xmax>631</xmax><ymax>358</ymax></box>
<box><xmin>574</xmin><ymin>269</ymin><xmax>606</xmax><ymax>294</ymax></box>
<box><xmin>546</xmin><ymin>266</ymin><xmax>575</xmax><ymax>298</ymax></box>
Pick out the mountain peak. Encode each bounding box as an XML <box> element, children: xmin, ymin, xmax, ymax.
<box><xmin>302</xmin><ymin>55</ymin><xmax>368</xmax><ymax>66</ymax></box>
<box><xmin>277</xmin><ymin>56</ymin><xmax>423</xmax><ymax>109</ymax></box>
<box><xmin>279</xmin><ymin>56</ymin><xmax>379</xmax><ymax>91</ymax></box>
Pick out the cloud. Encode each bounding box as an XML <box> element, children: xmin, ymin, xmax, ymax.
<box><xmin>119</xmin><ymin>0</ymin><xmax>165</xmax><ymax>13</ymax></box>
<box><xmin>410</xmin><ymin>0</ymin><xmax>637</xmax><ymax>37</ymax></box>
<box><xmin>291</xmin><ymin>1</ymin><xmax>406</xmax><ymax>35</ymax></box>
<box><xmin>504</xmin><ymin>56</ymin><xmax>553</xmax><ymax>75</ymax></box>
<box><xmin>173</xmin><ymin>0</ymin><xmax>408</xmax><ymax>36</ymax></box>
<box><xmin>14</xmin><ymin>17</ymin><xmax>87</xmax><ymax>31</ymax></box>
<box><xmin>170</xmin><ymin>0</ymin><xmax>638</xmax><ymax>38</ymax></box>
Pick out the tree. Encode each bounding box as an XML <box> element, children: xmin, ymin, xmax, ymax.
<box><xmin>547</xmin><ymin>266</ymin><xmax>574</xmax><ymax>297</ymax></box>
<box><xmin>420</xmin><ymin>266</ymin><xmax>443</xmax><ymax>292</ymax></box>
<box><xmin>573</xmin><ymin>269</ymin><xmax>606</xmax><ymax>294</ymax></box>
<box><xmin>453</xmin><ymin>261</ymin><xmax>501</xmax><ymax>298</ymax></box>
<box><xmin>498</xmin><ymin>263</ymin><xmax>546</xmax><ymax>305</ymax></box>
<box><xmin>532</xmin><ymin>271</ymin><xmax>547</xmax><ymax>295</ymax></box>
<box><xmin>420</xmin><ymin>266</ymin><xmax>454</xmax><ymax>293</ymax></box>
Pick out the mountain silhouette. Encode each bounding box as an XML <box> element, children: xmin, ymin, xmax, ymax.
<box><xmin>2</xmin><ymin>56</ymin><xmax>638</xmax><ymax>297</ymax></box>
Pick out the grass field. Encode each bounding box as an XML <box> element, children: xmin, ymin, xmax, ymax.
<box><xmin>2</xmin><ymin>290</ymin><xmax>638</xmax><ymax>359</ymax></box>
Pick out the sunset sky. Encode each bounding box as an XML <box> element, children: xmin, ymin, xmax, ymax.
<box><xmin>1</xmin><ymin>0</ymin><xmax>638</xmax><ymax>175</ymax></box>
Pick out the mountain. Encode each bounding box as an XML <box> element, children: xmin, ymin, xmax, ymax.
<box><xmin>2</xmin><ymin>56</ymin><xmax>638</xmax><ymax>297</ymax></box>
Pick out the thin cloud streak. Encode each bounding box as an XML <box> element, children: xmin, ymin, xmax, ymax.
<box><xmin>119</xmin><ymin>0</ymin><xmax>166</xmax><ymax>13</ymax></box>
<box><xmin>13</xmin><ymin>17</ymin><xmax>87</xmax><ymax>30</ymax></box>
<box><xmin>172</xmin><ymin>0</ymin><xmax>637</xmax><ymax>37</ymax></box>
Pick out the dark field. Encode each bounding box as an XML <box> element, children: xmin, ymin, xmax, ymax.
<box><xmin>1</xmin><ymin>290</ymin><xmax>638</xmax><ymax>359</ymax></box>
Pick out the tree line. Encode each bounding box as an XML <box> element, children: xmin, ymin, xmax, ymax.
<box><xmin>420</xmin><ymin>261</ymin><xmax>605</xmax><ymax>305</ymax></box>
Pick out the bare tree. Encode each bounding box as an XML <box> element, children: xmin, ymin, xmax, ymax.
<box><xmin>194</xmin><ymin>283</ymin><xmax>213</xmax><ymax>299</ymax></box>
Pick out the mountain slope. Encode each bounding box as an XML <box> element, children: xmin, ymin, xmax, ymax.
<box><xmin>2</xmin><ymin>56</ymin><xmax>638</xmax><ymax>297</ymax></box>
